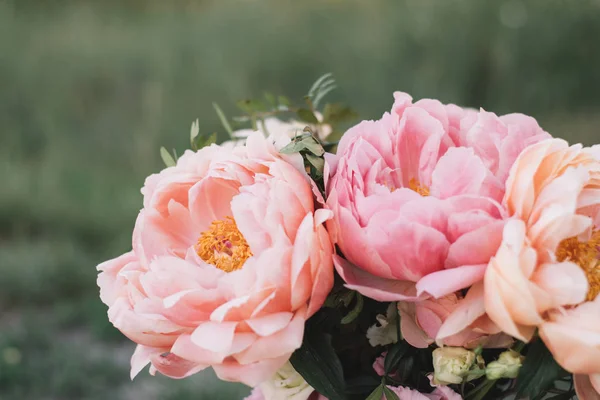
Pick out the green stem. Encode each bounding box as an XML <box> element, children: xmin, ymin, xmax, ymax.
<box><xmin>467</xmin><ymin>379</ymin><xmax>496</xmax><ymax>400</ymax></box>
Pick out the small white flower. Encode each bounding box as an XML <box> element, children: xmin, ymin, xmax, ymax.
<box><xmin>432</xmin><ymin>347</ymin><xmax>482</xmax><ymax>385</ymax></box>
<box><xmin>258</xmin><ymin>362</ymin><xmax>315</xmax><ymax>400</ymax></box>
<box><xmin>366</xmin><ymin>303</ymin><xmax>399</xmax><ymax>347</ymax></box>
<box><xmin>221</xmin><ymin>114</ymin><xmax>332</xmax><ymax>150</ymax></box>
<box><xmin>485</xmin><ymin>350</ymin><xmax>524</xmax><ymax>380</ymax></box>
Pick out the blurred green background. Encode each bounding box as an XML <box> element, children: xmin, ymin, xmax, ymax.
<box><xmin>1</xmin><ymin>0</ymin><xmax>600</xmax><ymax>398</ymax></box>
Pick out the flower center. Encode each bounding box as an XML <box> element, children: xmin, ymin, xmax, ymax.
<box><xmin>556</xmin><ymin>229</ymin><xmax>600</xmax><ymax>301</ymax></box>
<box><xmin>408</xmin><ymin>178</ymin><xmax>430</xmax><ymax>196</ymax></box>
<box><xmin>195</xmin><ymin>216</ymin><xmax>252</xmax><ymax>273</ymax></box>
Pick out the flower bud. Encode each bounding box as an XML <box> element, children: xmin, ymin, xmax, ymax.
<box><xmin>432</xmin><ymin>347</ymin><xmax>479</xmax><ymax>385</ymax></box>
<box><xmin>485</xmin><ymin>350</ymin><xmax>524</xmax><ymax>380</ymax></box>
<box><xmin>258</xmin><ymin>362</ymin><xmax>315</xmax><ymax>400</ymax></box>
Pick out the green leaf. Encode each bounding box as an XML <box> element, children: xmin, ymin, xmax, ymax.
<box><xmin>194</xmin><ymin>132</ymin><xmax>217</xmax><ymax>149</ymax></box>
<box><xmin>546</xmin><ymin>391</ymin><xmax>576</xmax><ymax>400</ymax></box>
<box><xmin>279</xmin><ymin>140</ymin><xmax>306</xmax><ymax>155</ymax></box>
<box><xmin>297</xmin><ymin>108</ymin><xmax>319</xmax><ymax>124</ymax></box>
<box><xmin>305</xmin><ymin>153</ymin><xmax>325</xmax><ymax>176</ymax></box>
<box><xmin>299</xmin><ymin>135</ymin><xmax>325</xmax><ymax>156</ymax></box>
<box><xmin>212</xmin><ymin>103</ymin><xmax>234</xmax><ymax>138</ymax></box>
<box><xmin>290</xmin><ymin>331</ymin><xmax>346</xmax><ymax>400</ymax></box>
<box><xmin>383</xmin><ymin>385</ymin><xmax>400</xmax><ymax>400</ymax></box>
<box><xmin>345</xmin><ymin>376</ymin><xmax>380</xmax><ymax>395</ymax></box>
<box><xmin>515</xmin><ymin>339</ymin><xmax>566</xmax><ymax>399</ymax></box>
<box><xmin>312</xmin><ymin>82</ymin><xmax>337</xmax><ymax>108</ymax></box>
<box><xmin>384</xmin><ymin>340</ymin><xmax>410</xmax><ymax>375</ymax></box>
<box><xmin>365</xmin><ymin>385</ymin><xmax>384</xmax><ymax>400</ymax></box>
<box><xmin>340</xmin><ymin>292</ymin><xmax>363</xmax><ymax>325</ymax></box>
<box><xmin>308</xmin><ymin>73</ymin><xmax>334</xmax><ymax>98</ymax></box>
<box><xmin>160</xmin><ymin>146</ymin><xmax>176</xmax><ymax>167</ymax></box>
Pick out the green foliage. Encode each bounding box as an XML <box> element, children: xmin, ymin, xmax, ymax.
<box><xmin>515</xmin><ymin>339</ymin><xmax>567</xmax><ymax>399</ymax></box>
<box><xmin>290</xmin><ymin>329</ymin><xmax>347</xmax><ymax>400</ymax></box>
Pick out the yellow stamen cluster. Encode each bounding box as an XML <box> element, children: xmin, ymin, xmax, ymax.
<box><xmin>408</xmin><ymin>178</ymin><xmax>430</xmax><ymax>197</ymax></box>
<box><xmin>195</xmin><ymin>216</ymin><xmax>252</xmax><ymax>273</ymax></box>
<box><xmin>556</xmin><ymin>230</ymin><xmax>600</xmax><ymax>301</ymax></box>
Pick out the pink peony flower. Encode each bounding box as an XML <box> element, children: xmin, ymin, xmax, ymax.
<box><xmin>326</xmin><ymin>91</ymin><xmax>549</xmax><ymax>304</ymax></box>
<box><xmin>398</xmin><ymin>293</ymin><xmax>513</xmax><ymax>349</ymax></box>
<box><xmin>97</xmin><ymin>132</ymin><xmax>334</xmax><ymax>386</ymax></box>
<box><xmin>483</xmin><ymin>139</ymin><xmax>600</xmax><ymax>342</ymax></box>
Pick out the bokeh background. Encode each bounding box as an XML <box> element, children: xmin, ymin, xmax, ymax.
<box><xmin>1</xmin><ymin>0</ymin><xmax>600</xmax><ymax>399</ymax></box>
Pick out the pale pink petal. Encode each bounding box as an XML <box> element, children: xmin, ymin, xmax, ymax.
<box><xmin>246</xmin><ymin>312</ymin><xmax>294</xmax><ymax>337</ymax></box>
<box><xmin>191</xmin><ymin>321</ymin><xmax>237</xmax><ymax>353</ymax></box>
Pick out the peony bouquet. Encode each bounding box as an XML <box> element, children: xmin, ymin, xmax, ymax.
<box><xmin>97</xmin><ymin>75</ymin><xmax>600</xmax><ymax>400</ymax></box>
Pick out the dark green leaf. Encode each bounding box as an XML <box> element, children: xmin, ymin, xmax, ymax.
<box><xmin>383</xmin><ymin>385</ymin><xmax>400</xmax><ymax>400</ymax></box>
<box><xmin>305</xmin><ymin>154</ymin><xmax>325</xmax><ymax>176</ymax></box>
<box><xmin>365</xmin><ymin>385</ymin><xmax>384</xmax><ymax>400</ymax></box>
<box><xmin>212</xmin><ymin>103</ymin><xmax>234</xmax><ymax>138</ymax></box>
<box><xmin>160</xmin><ymin>146</ymin><xmax>176</xmax><ymax>167</ymax></box>
<box><xmin>290</xmin><ymin>331</ymin><xmax>346</xmax><ymax>400</ymax></box>
<box><xmin>345</xmin><ymin>376</ymin><xmax>380</xmax><ymax>395</ymax></box>
<box><xmin>546</xmin><ymin>391</ymin><xmax>576</xmax><ymax>400</ymax></box>
<box><xmin>297</xmin><ymin>108</ymin><xmax>319</xmax><ymax>124</ymax></box>
<box><xmin>515</xmin><ymin>339</ymin><xmax>566</xmax><ymax>399</ymax></box>
<box><xmin>301</xmin><ymin>138</ymin><xmax>325</xmax><ymax>156</ymax></box>
<box><xmin>340</xmin><ymin>292</ymin><xmax>363</xmax><ymax>325</ymax></box>
<box><xmin>384</xmin><ymin>341</ymin><xmax>410</xmax><ymax>375</ymax></box>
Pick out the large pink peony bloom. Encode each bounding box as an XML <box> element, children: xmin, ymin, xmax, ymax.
<box><xmin>97</xmin><ymin>132</ymin><xmax>334</xmax><ymax>386</ymax></box>
<box><xmin>326</xmin><ymin>91</ymin><xmax>549</xmax><ymax>303</ymax></box>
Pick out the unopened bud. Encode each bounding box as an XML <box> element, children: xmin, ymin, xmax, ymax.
<box><xmin>432</xmin><ymin>347</ymin><xmax>479</xmax><ymax>385</ymax></box>
<box><xmin>485</xmin><ymin>350</ymin><xmax>524</xmax><ymax>380</ymax></box>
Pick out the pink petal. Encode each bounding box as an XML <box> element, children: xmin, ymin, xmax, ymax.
<box><xmin>334</xmin><ymin>255</ymin><xmax>424</xmax><ymax>301</ymax></box>
<box><xmin>191</xmin><ymin>321</ymin><xmax>237</xmax><ymax>353</ymax></box>
<box><xmin>436</xmin><ymin>283</ymin><xmax>485</xmax><ymax>341</ymax></box>
<box><xmin>416</xmin><ymin>264</ymin><xmax>487</xmax><ymax>298</ymax></box>
<box><xmin>246</xmin><ymin>312</ymin><xmax>294</xmax><ymax>337</ymax></box>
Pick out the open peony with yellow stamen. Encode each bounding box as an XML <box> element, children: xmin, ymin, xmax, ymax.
<box><xmin>97</xmin><ymin>132</ymin><xmax>334</xmax><ymax>387</ymax></box>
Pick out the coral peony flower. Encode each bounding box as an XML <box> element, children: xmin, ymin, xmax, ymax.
<box><xmin>539</xmin><ymin>298</ymin><xmax>600</xmax><ymax>399</ymax></box>
<box><xmin>222</xmin><ymin>114</ymin><xmax>332</xmax><ymax>149</ymax></box>
<box><xmin>326</xmin><ymin>91</ymin><xmax>549</xmax><ymax>303</ymax></box>
<box><xmin>97</xmin><ymin>132</ymin><xmax>334</xmax><ymax>386</ymax></box>
<box><xmin>398</xmin><ymin>292</ymin><xmax>513</xmax><ymax>349</ymax></box>
<box><xmin>483</xmin><ymin>139</ymin><xmax>600</xmax><ymax>342</ymax></box>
